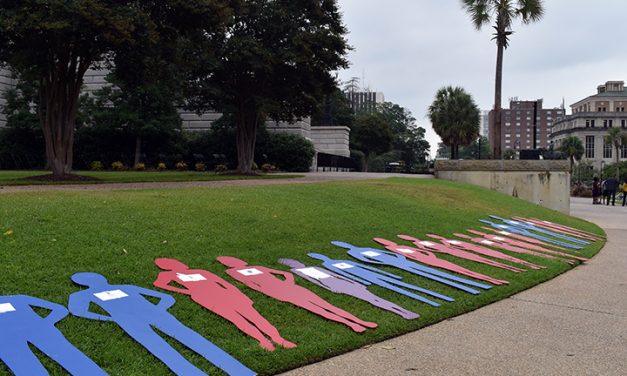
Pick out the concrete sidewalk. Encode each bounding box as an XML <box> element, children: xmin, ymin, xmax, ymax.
<box><xmin>281</xmin><ymin>197</ymin><xmax>627</xmax><ymax>376</ymax></box>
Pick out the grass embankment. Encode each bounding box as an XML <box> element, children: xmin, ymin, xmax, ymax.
<box><xmin>0</xmin><ymin>178</ymin><xmax>604</xmax><ymax>375</ymax></box>
<box><xmin>0</xmin><ymin>170</ymin><xmax>297</xmax><ymax>185</ymax></box>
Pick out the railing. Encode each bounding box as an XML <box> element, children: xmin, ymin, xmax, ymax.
<box><xmin>316</xmin><ymin>152</ymin><xmax>356</xmax><ymax>172</ymax></box>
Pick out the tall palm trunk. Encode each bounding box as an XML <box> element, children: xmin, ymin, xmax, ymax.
<box><xmin>492</xmin><ymin>25</ymin><xmax>505</xmax><ymax>160</ymax></box>
<box><xmin>134</xmin><ymin>135</ymin><xmax>142</xmax><ymax>167</ymax></box>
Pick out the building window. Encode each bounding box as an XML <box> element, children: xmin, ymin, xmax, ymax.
<box><xmin>609</xmin><ymin>119</ymin><xmax>614</xmax><ymax>128</ymax></box>
<box><xmin>622</xmin><ymin>120</ymin><xmax>626</xmax><ymax>129</ymax></box>
<box><xmin>622</xmin><ymin>143</ymin><xmax>627</xmax><ymax>159</ymax></box>
<box><xmin>586</xmin><ymin>136</ymin><xmax>595</xmax><ymax>158</ymax></box>
<box><xmin>604</xmin><ymin>140</ymin><xmax>613</xmax><ymax>158</ymax></box>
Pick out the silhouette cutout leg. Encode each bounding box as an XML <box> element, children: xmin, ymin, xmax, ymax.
<box><xmin>118</xmin><ymin>323</ymin><xmax>208</xmax><ymax>376</ymax></box>
<box><xmin>213</xmin><ymin>308</ymin><xmax>276</xmax><ymax>351</ymax></box>
<box><xmin>154</xmin><ymin>316</ymin><xmax>256</xmax><ymax>376</ymax></box>
<box><xmin>297</xmin><ymin>301</ymin><xmax>368</xmax><ymax>332</ymax></box>
<box><xmin>0</xmin><ymin>341</ymin><xmax>49</xmax><ymax>376</ymax></box>
<box><xmin>235</xmin><ymin>308</ymin><xmax>297</xmax><ymax>349</ymax></box>
<box><xmin>375</xmin><ymin>278</ymin><xmax>442</xmax><ymax>306</ymax></box>
<box><xmin>30</xmin><ymin>329</ymin><xmax>107</xmax><ymax>376</ymax></box>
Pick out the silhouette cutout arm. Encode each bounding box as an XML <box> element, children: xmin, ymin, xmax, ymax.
<box><xmin>154</xmin><ymin>273</ymin><xmax>191</xmax><ymax>296</ymax></box>
<box><xmin>135</xmin><ymin>286</ymin><xmax>176</xmax><ymax>310</ymax></box>
<box><xmin>25</xmin><ymin>295</ymin><xmax>69</xmax><ymax>325</ymax></box>
<box><xmin>328</xmin><ymin>266</ymin><xmax>372</xmax><ymax>285</ymax></box>
<box><xmin>269</xmin><ymin>269</ymin><xmax>295</xmax><ymax>284</ymax></box>
<box><xmin>68</xmin><ymin>293</ymin><xmax>114</xmax><ymax>321</ymax></box>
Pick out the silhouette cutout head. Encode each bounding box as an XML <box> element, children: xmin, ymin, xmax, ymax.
<box><xmin>308</xmin><ymin>253</ymin><xmax>331</xmax><ymax>261</ymax></box>
<box><xmin>397</xmin><ymin>234</ymin><xmax>419</xmax><ymax>242</ymax></box>
<box><xmin>71</xmin><ymin>272</ymin><xmax>108</xmax><ymax>287</ymax></box>
<box><xmin>331</xmin><ymin>241</ymin><xmax>354</xmax><ymax>249</ymax></box>
<box><xmin>217</xmin><ymin>256</ymin><xmax>248</xmax><ymax>268</ymax></box>
<box><xmin>155</xmin><ymin>258</ymin><xmax>189</xmax><ymax>271</ymax></box>
<box><xmin>278</xmin><ymin>259</ymin><xmax>306</xmax><ymax>268</ymax></box>
<box><xmin>373</xmin><ymin>238</ymin><xmax>396</xmax><ymax>247</ymax></box>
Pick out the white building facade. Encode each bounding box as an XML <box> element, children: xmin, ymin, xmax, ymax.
<box><xmin>551</xmin><ymin>81</ymin><xmax>627</xmax><ymax>170</ymax></box>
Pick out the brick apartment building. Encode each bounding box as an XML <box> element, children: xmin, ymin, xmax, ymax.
<box><xmin>489</xmin><ymin>99</ymin><xmax>564</xmax><ymax>153</ymax></box>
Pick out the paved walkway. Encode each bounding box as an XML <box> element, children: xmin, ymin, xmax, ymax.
<box><xmin>0</xmin><ymin>172</ymin><xmax>431</xmax><ymax>193</ymax></box>
<box><xmin>281</xmin><ymin>197</ymin><xmax>627</xmax><ymax>376</ymax></box>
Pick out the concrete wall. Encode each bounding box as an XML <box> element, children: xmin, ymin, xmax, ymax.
<box><xmin>0</xmin><ymin>68</ymin><xmax>16</xmax><ymax>127</ymax></box>
<box><xmin>435</xmin><ymin>160</ymin><xmax>571</xmax><ymax>214</ymax></box>
<box><xmin>310</xmin><ymin>126</ymin><xmax>350</xmax><ymax>157</ymax></box>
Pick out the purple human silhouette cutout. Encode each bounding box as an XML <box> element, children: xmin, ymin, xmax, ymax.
<box><xmin>68</xmin><ymin>272</ymin><xmax>255</xmax><ymax>376</ymax></box>
<box><xmin>279</xmin><ymin>258</ymin><xmax>419</xmax><ymax>320</ymax></box>
<box><xmin>0</xmin><ymin>294</ymin><xmax>106</xmax><ymax>376</ymax></box>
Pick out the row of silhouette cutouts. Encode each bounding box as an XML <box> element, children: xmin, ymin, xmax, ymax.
<box><xmin>0</xmin><ymin>216</ymin><xmax>600</xmax><ymax>375</ymax></box>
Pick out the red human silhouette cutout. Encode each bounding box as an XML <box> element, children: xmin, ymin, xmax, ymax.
<box><xmin>373</xmin><ymin>238</ymin><xmax>509</xmax><ymax>285</ymax></box>
<box><xmin>398</xmin><ymin>235</ymin><xmax>524</xmax><ymax>272</ymax></box>
<box><xmin>154</xmin><ymin>258</ymin><xmax>296</xmax><ymax>352</ymax></box>
<box><xmin>439</xmin><ymin>233</ymin><xmax>546</xmax><ymax>270</ymax></box>
<box><xmin>216</xmin><ymin>256</ymin><xmax>377</xmax><ymax>333</ymax></box>
<box><xmin>466</xmin><ymin>230</ymin><xmax>587</xmax><ymax>263</ymax></box>
<box><xmin>513</xmin><ymin>217</ymin><xmax>603</xmax><ymax>242</ymax></box>
<box><xmin>480</xmin><ymin>226</ymin><xmax>570</xmax><ymax>251</ymax></box>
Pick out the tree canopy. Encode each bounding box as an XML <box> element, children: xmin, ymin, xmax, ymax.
<box><xmin>187</xmin><ymin>0</ymin><xmax>350</xmax><ymax>174</ymax></box>
<box><xmin>557</xmin><ymin>136</ymin><xmax>584</xmax><ymax>172</ymax></box>
<box><xmin>0</xmin><ymin>0</ymin><xmax>232</xmax><ymax>177</ymax></box>
<box><xmin>428</xmin><ymin>86</ymin><xmax>480</xmax><ymax>160</ymax></box>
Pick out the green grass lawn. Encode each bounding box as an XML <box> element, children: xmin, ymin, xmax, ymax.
<box><xmin>0</xmin><ymin>170</ymin><xmax>298</xmax><ymax>185</ymax></box>
<box><xmin>0</xmin><ymin>178</ymin><xmax>604</xmax><ymax>375</ymax></box>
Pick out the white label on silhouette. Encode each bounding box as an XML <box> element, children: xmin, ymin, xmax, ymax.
<box><xmin>333</xmin><ymin>263</ymin><xmax>354</xmax><ymax>269</ymax></box>
<box><xmin>94</xmin><ymin>290</ymin><xmax>128</xmax><ymax>301</ymax></box>
<box><xmin>511</xmin><ymin>221</ymin><xmax>520</xmax><ymax>225</ymax></box>
<box><xmin>419</xmin><ymin>241</ymin><xmax>435</xmax><ymax>247</ymax></box>
<box><xmin>543</xmin><ymin>221</ymin><xmax>552</xmax><ymax>224</ymax></box>
<box><xmin>397</xmin><ymin>248</ymin><xmax>415</xmax><ymax>254</ymax></box>
<box><xmin>499</xmin><ymin>231</ymin><xmax>511</xmax><ymax>235</ymax></box>
<box><xmin>0</xmin><ymin>303</ymin><xmax>16</xmax><ymax>313</ymax></box>
<box><xmin>177</xmin><ymin>273</ymin><xmax>207</xmax><ymax>282</ymax></box>
<box><xmin>237</xmin><ymin>268</ymin><xmax>263</xmax><ymax>276</ymax></box>
<box><xmin>362</xmin><ymin>251</ymin><xmax>381</xmax><ymax>257</ymax></box>
<box><xmin>297</xmin><ymin>267</ymin><xmax>331</xmax><ymax>280</ymax></box>
<box><xmin>493</xmin><ymin>236</ymin><xmax>506</xmax><ymax>241</ymax></box>
<box><xmin>481</xmin><ymin>240</ymin><xmax>495</xmax><ymax>245</ymax></box>
<box><xmin>448</xmin><ymin>240</ymin><xmax>462</xmax><ymax>245</ymax></box>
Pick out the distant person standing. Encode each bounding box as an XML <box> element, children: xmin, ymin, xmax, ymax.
<box><xmin>622</xmin><ymin>179</ymin><xmax>627</xmax><ymax>206</ymax></box>
<box><xmin>605</xmin><ymin>176</ymin><xmax>619</xmax><ymax>206</ymax></box>
<box><xmin>592</xmin><ymin>177</ymin><xmax>601</xmax><ymax>204</ymax></box>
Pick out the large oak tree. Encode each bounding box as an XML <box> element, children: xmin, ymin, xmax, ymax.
<box><xmin>0</xmin><ymin>0</ymin><xmax>231</xmax><ymax>177</ymax></box>
<box><xmin>187</xmin><ymin>0</ymin><xmax>350</xmax><ymax>174</ymax></box>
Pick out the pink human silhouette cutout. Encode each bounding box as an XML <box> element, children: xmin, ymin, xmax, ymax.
<box><xmin>465</xmin><ymin>230</ymin><xmax>587</xmax><ymax>263</ymax></box>
<box><xmin>479</xmin><ymin>226</ymin><xmax>570</xmax><ymax>251</ymax></box>
<box><xmin>153</xmin><ymin>258</ymin><xmax>296</xmax><ymax>352</ymax></box>
<box><xmin>398</xmin><ymin>235</ymin><xmax>524</xmax><ymax>272</ymax></box>
<box><xmin>373</xmin><ymin>238</ymin><xmax>509</xmax><ymax>285</ymax></box>
<box><xmin>513</xmin><ymin>217</ymin><xmax>603</xmax><ymax>242</ymax></box>
<box><xmin>216</xmin><ymin>256</ymin><xmax>377</xmax><ymax>333</ymax></box>
<box><xmin>434</xmin><ymin>233</ymin><xmax>546</xmax><ymax>270</ymax></box>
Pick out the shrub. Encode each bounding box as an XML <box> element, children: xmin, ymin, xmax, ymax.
<box><xmin>263</xmin><ymin>133</ymin><xmax>315</xmax><ymax>172</ymax></box>
<box><xmin>90</xmin><ymin>161</ymin><xmax>104</xmax><ymax>171</ymax></box>
<box><xmin>111</xmin><ymin>161</ymin><xmax>126</xmax><ymax>171</ymax></box>
<box><xmin>157</xmin><ymin>162</ymin><xmax>167</xmax><ymax>171</ymax></box>
<box><xmin>215</xmin><ymin>164</ymin><xmax>228</xmax><ymax>174</ymax></box>
<box><xmin>261</xmin><ymin>163</ymin><xmax>276</xmax><ymax>173</ymax></box>
<box><xmin>252</xmin><ymin>162</ymin><xmax>259</xmax><ymax>171</ymax></box>
<box><xmin>134</xmin><ymin>163</ymin><xmax>146</xmax><ymax>171</ymax></box>
<box><xmin>195</xmin><ymin>162</ymin><xmax>206</xmax><ymax>172</ymax></box>
<box><xmin>350</xmin><ymin>150</ymin><xmax>365</xmax><ymax>172</ymax></box>
<box><xmin>175</xmin><ymin>161</ymin><xmax>188</xmax><ymax>171</ymax></box>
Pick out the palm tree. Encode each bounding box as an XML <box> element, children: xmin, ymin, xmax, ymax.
<box><xmin>461</xmin><ymin>0</ymin><xmax>544</xmax><ymax>159</ymax></box>
<box><xmin>604</xmin><ymin>127</ymin><xmax>627</xmax><ymax>179</ymax></box>
<box><xmin>557</xmin><ymin>136</ymin><xmax>584</xmax><ymax>172</ymax></box>
<box><xmin>428</xmin><ymin>86</ymin><xmax>480</xmax><ymax>160</ymax></box>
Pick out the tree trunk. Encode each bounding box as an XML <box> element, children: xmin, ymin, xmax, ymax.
<box><xmin>492</xmin><ymin>21</ymin><xmax>505</xmax><ymax>160</ymax></box>
<box><xmin>39</xmin><ymin>55</ymin><xmax>90</xmax><ymax>178</ymax></box>
<box><xmin>134</xmin><ymin>135</ymin><xmax>142</xmax><ymax>167</ymax></box>
<box><xmin>235</xmin><ymin>103</ymin><xmax>261</xmax><ymax>174</ymax></box>
<box><xmin>616</xmin><ymin>146</ymin><xmax>620</xmax><ymax>180</ymax></box>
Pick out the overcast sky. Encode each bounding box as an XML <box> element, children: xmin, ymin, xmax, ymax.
<box><xmin>336</xmin><ymin>0</ymin><xmax>627</xmax><ymax>157</ymax></box>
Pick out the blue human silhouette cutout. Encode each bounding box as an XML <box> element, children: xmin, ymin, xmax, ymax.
<box><xmin>489</xmin><ymin>216</ymin><xmax>590</xmax><ymax>245</ymax></box>
<box><xmin>307</xmin><ymin>253</ymin><xmax>452</xmax><ymax>306</ymax></box>
<box><xmin>480</xmin><ymin>219</ymin><xmax>583</xmax><ymax>250</ymax></box>
<box><xmin>0</xmin><ymin>294</ymin><xmax>106</xmax><ymax>376</ymax></box>
<box><xmin>332</xmin><ymin>241</ymin><xmax>491</xmax><ymax>294</ymax></box>
<box><xmin>67</xmin><ymin>273</ymin><xmax>255</xmax><ymax>376</ymax></box>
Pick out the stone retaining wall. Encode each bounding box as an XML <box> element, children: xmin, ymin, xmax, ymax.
<box><xmin>435</xmin><ymin>160</ymin><xmax>571</xmax><ymax>214</ymax></box>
